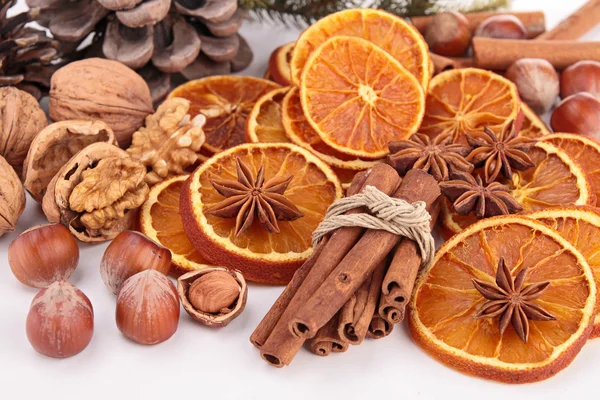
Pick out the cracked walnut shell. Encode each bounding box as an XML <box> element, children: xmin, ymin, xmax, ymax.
<box><xmin>23</xmin><ymin>120</ymin><xmax>117</xmax><ymax>202</ymax></box>
<box><xmin>42</xmin><ymin>142</ymin><xmax>149</xmax><ymax>242</ymax></box>
<box><xmin>127</xmin><ymin>97</ymin><xmax>206</xmax><ymax>185</ymax></box>
<box><xmin>0</xmin><ymin>155</ymin><xmax>26</xmax><ymax>237</ymax></box>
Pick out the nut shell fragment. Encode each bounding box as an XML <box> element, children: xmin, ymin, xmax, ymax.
<box><xmin>177</xmin><ymin>267</ymin><xmax>247</xmax><ymax>327</ymax></box>
<box><xmin>23</xmin><ymin>120</ymin><xmax>117</xmax><ymax>202</ymax></box>
<box><xmin>0</xmin><ymin>156</ymin><xmax>26</xmax><ymax>237</ymax></box>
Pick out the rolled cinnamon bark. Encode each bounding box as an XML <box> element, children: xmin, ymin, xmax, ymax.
<box><xmin>338</xmin><ymin>260</ymin><xmax>387</xmax><ymax>345</ymax></box>
<box><xmin>473</xmin><ymin>37</ymin><xmax>600</xmax><ymax>70</ymax></box>
<box><xmin>309</xmin><ymin>312</ymin><xmax>349</xmax><ymax>356</ymax></box>
<box><xmin>258</xmin><ymin>164</ymin><xmax>401</xmax><ymax>367</ymax></box>
<box><xmin>429</xmin><ymin>53</ymin><xmax>474</xmax><ymax>74</ymax></box>
<box><xmin>290</xmin><ymin>169</ymin><xmax>440</xmax><ymax>340</ymax></box>
<box><xmin>411</xmin><ymin>11</ymin><xmax>546</xmax><ymax>39</ymax></box>
<box><xmin>367</xmin><ymin>314</ymin><xmax>393</xmax><ymax>339</ymax></box>
<box><xmin>536</xmin><ymin>0</ymin><xmax>600</xmax><ymax>40</ymax></box>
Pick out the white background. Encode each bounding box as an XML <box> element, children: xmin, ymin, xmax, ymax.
<box><xmin>2</xmin><ymin>1</ymin><xmax>600</xmax><ymax>399</ymax></box>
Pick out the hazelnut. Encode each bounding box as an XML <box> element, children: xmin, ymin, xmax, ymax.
<box><xmin>116</xmin><ymin>270</ymin><xmax>180</xmax><ymax>345</ymax></box>
<box><xmin>505</xmin><ymin>58</ymin><xmax>559</xmax><ymax>114</ymax></box>
<box><xmin>9</xmin><ymin>224</ymin><xmax>79</xmax><ymax>288</ymax></box>
<box><xmin>474</xmin><ymin>15</ymin><xmax>527</xmax><ymax>40</ymax></box>
<box><xmin>551</xmin><ymin>93</ymin><xmax>600</xmax><ymax>140</ymax></box>
<box><xmin>26</xmin><ymin>281</ymin><xmax>94</xmax><ymax>358</ymax></box>
<box><xmin>101</xmin><ymin>230</ymin><xmax>171</xmax><ymax>294</ymax></box>
<box><xmin>178</xmin><ymin>268</ymin><xmax>247</xmax><ymax>327</ymax></box>
<box><xmin>560</xmin><ymin>60</ymin><xmax>600</xmax><ymax>100</ymax></box>
<box><xmin>425</xmin><ymin>11</ymin><xmax>471</xmax><ymax>57</ymax></box>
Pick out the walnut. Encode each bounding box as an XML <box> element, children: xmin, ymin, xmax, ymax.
<box><xmin>42</xmin><ymin>142</ymin><xmax>149</xmax><ymax>242</ymax></box>
<box><xmin>23</xmin><ymin>120</ymin><xmax>118</xmax><ymax>202</ymax></box>
<box><xmin>0</xmin><ymin>87</ymin><xmax>48</xmax><ymax>177</ymax></box>
<box><xmin>127</xmin><ymin>97</ymin><xmax>206</xmax><ymax>185</ymax></box>
<box><xmin>49</xmin><ymin>58</ymin><xmax>154</xmax><ymax>148</ymax></box>
<box><xmin>0</xmin><ymin>155</ymin><xmax>26</xmax><ymax>237</ymax></box>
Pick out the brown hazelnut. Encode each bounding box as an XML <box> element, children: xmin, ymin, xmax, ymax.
<box><xmin>474</xmin><ymin>15</ymin><xmax>527</xmax><ymax>40</ymax></box>
<box><xmin>0</xmin><ymin>155</ymin><xmax>25</xmax><ymax>237</ymax></box>
<box><xmin>505</xmin><ymin>58</ymin><xmax>559</xmax><ymax>114</ymax></box>
<box><xmin>560</xmin><ymin>60</ymin><xmax>600</xmax><ymax>100</ymax></box>
<box><xmin>9</xmin><ymin>224</ymin><xmax>79</xmax><ymax>288</ymax></box>
<box><xmin>551</xmin><ymin>93</ymin><xmax>600</xmax><ymax>140</ymax></box>
<box><xmin>26</xmin><ymin>281</ymin><xmax>94</xmax><ymax>358</ymax></box>
<box><xmin>116</xmin><ymin>269</ymin><xmax>180</xmax><ymax>345</ymax></box>
<box><xmin>425</xmin><ymin>11</ymin><xmax>471</xmax><ymax>57</ymax></box>
<box><xmin>178</xmin><ymin>267</ymin><xmax>247</xmax><ymax>327</ymax></box>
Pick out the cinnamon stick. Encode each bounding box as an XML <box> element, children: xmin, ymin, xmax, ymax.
<box><xmin>258</xmin><ymin>164</ymin><xmax>401</xmax><ymax>367</ymax></box>
<box><xmin>536</xmin><ymin>0</ymin><xmax>600</xmax><ymax>40</ymax></box>
<box><xmin>290</xmin><ymin>169</ymin><xmax>440</xmax><ymax>339</ymax></box>
<box><xmin>309</xmin><ymin>312</ymin><xmax>349</xmax><ymax>356</ymax></box>
<box><xmin>338</xmin><ymin>260</ymin><xmax>387</xmax><ymax>345</ymax></box>
<box><xmin>429</xmin><ymin>53</ymin><xmax>474</xmax><ymax>74</ymax></box>
<box><xmin>367</xmin><ymin>314</ymin><xmax>393</xmax><ymax>339</ymax></box>
<box><xmin>472</xmin><ymin>37</ymin><xmax>600</xmax><ymax>70</ymax></box>
<box><xmin>411</xmin><ymin>11</ymin><xmax>546</xmax><ymax>39</ymax></box>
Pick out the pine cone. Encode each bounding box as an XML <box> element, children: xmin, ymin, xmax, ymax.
<box><xmin>29</xmin><ymin>0</ymin><xmax>253</xmax><ymax>103</ymax></box>
<box><xmin>0</xmin><ymin>0</ymin><xmax>69</xmax><ymax>99</ymax></box>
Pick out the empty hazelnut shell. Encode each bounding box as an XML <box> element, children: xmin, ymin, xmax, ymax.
<box><xmin>177</xmin><ymin>267</ymin><xmax>247</xmax><ymax>327</ymax></box>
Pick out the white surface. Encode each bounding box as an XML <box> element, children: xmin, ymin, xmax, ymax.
<box><xmin>2</xmin><ymin>1</ymin><xmax>600</xmax><ymax>399</ymax></box>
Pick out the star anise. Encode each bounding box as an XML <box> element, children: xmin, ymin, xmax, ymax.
<box><xmin>473</xmin><ymin>258</ymin><xmax>556</xmax><ymax>343</ymax></box>
<box><xmin>439</xmin><ymin>172</ymin><xmax>522</xmax><ymax>218</ymax></box>
<box><xmin>466</xmin><ymin>120</ymin><xmax>536</xmax><ymax>184</ymax></box>
<box><xmin>207</xmin><ymin>158</ymin><xmax>304</xmax><ymax>237</ymax></box>
<box><xmin>388</xmin><ymin>132</ymin><xmax>473</xmax><ymax>182</ymax></box>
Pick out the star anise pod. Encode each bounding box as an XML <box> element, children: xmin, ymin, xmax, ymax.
<box><xmin>207</xmin><ymin>158</ymin><xmax>304</xmax><ymax>237</ymax></box>
<box><xmin>388</xmin><ymin>132</ymin><xmax>473</xmax><ymax>182</ymax></box>
<box><xmin>466</xmin><ymin>120</ymin><xmax>536</xmax><ymax>184</ymax></box>
<box><xmin>472</xmin><ymin>258</ymin><xmax>556</xmax><ymax>343</ymax></box>
<box><xmin>439</xmin><ymin>172</ymin><xmax>522</xmax><ymax>218</ymax></box>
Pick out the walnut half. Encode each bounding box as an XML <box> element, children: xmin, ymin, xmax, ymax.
<box><xmin>127</xmin><ymin>97</ymin><xmax>206</xmax><ymax>185</ymax></box>
<box><xmin>42</xmin><ymin>142</ymin><xmax>149</xmax><ymax>242</ymax></box>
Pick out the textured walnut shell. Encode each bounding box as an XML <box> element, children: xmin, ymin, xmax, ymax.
<box><xmin>49</xmin><ymin>58</ymin><xmax>154</xmax><ymax>148</ymax></box>
<box><xmin>42</xmin><ymin>142</ymin><xmax>149</xmax><ymax>242</ymax></box>
<box><xmin>177</xmin><ymin>267</ymin><xmax>247</xmax><ymax>327</ymax></box>
<box><xmin>0</xmin><ymin>87</ymin><xmax>48</xmax><ymax>177</ymax></box>
<box><xmin>0</xmin><ymin>156</ymin><xmax>26</xmax><ymax>237</ymax></box>
<box><xmin>23</xmin><ymin>120</ymin><xmax>117</xmax><ymax>202</ymax></box>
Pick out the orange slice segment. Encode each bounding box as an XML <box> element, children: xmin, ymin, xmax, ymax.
<box><xmin>527</xmin><ymin>207</ymin><xmax>600</xmax><ymax>338</ymax></box>
<box><xmin>410</xmin><ymin>216</ymin><xmax>597</xmax><ymax>383</ymax></box>
<box><xmin>269</xmin><ymin>42</ymin><xmax>294</xmax><ymax>86</ymax></box>
<box><xmin>180</xmin><ymin>143</ymin><xmax>342</xmax><ymax>284</ymax></box>
<box><xmin>519</xmin><ymin>103</ymin><xmax>550</xmax><ymax>139</ymax></box>
<box><xmin>440</xmin><ymin>141</ymin><xmax>594</xmax><ymax>236</ymax></box>
<box><xmin>246</xmin><ymin>87</ymin><xmax>290</xmax><ymax>144</ymax></box>
<box><xmin>539</xmin><ymin>133</ymin><xmax>600</xmax><ymax>207</ymax></box>
<box><xmin>169</xmin><ymin>76</ymin><xmax>281</xmax><ymax>154</ymax></box>
<box><xmin>300</xmin><ymin>36</ymin><xmax>425</xmax><ymax>159</ymax></box>
<box><xmin>140</xmin><ymin>175</ymin><xmax>211</xmax><ymax>277</ymax></box>
<box><xmin>290</xmin><ymin>9</ymin><xmax>431</xmax><ymax>88</ymax></box>
<box><xmin>419</xmin><ymin>68</ymin><xmax>521</xmax><ymax>144</ymax></box>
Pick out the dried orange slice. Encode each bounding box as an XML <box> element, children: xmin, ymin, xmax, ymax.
<box><xmin>410</xmin><ymin>216</ymin><xmax>597</xmax><ymax>383</ymax></box>
<box><xmin>246</xmin><ymin>87</ymin><xmax>290</xmax><ymax>144</ymax></box>
<box><xmin>140</xmin><ymin>175</ymin><xmax>211</xmax><ymax>277</ymax></box>
<box><xmin>440</xmin><ymin>141</ymin><xmax>594</xmax><ymax>236</ymax></box>
<box><xmin>419</xmin><ymin>68</ymin><xmax>520</xmax><ymax>144</ymax></box>
<box><xmin>269</xmin><ymin>42</ymin><xmax>294</xmax><ymax>86</ymax></box>
<box><xmin>290</xmin><ymin>9</ymin><xmax>431</xmax><ymax>88</ymax></box>
<box><xmin>169</xmin><ymin>76</ymin><xmax>281</xmax><ymax>154</ymax></box>
<box><xmin>180</xmin><ymin>143</ymin><xmax>342</xmax><ymax>284</ymax></box>
<box><xmin>519</xmin><ymin>103</ymin><xmax>550</xmax><ymax>139</ymax></box>
<box><xmin>300</xmin><ymin>36</ymin><xmax>425</xmax><ymax>159</ymax></box>
<box><xmin>539</xmin><ymin>133</ymin><xmax>600</xmax><ymax>207</ymax></box>
<box><xmin>527</xmin><ymin>207</ymin><xmax>600</xmax><ymax>339</ymax></box>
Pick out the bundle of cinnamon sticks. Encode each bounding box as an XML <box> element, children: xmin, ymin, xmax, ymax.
<box><xmin>250</xmin><ymin>164</ymin><xmax>441</xmax><ymax>367</ymax></box>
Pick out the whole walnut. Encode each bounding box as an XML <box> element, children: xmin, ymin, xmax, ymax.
<box><xmin>0</xmin><ymin>155</ymin><xmax>26</xmax><ymax>237</ymax></box>
<box><xmin>49</xmin><ymin>58</ymin><xmax>154</xmax><ymax>148</ymax></box>
<box><xmin>0</xmin><ymin>87</ymin><xmax>48</xmax><ymax>177</ymax></box>
<box><xmin>42</xmin><ymin>142</ymin><xmax>149</xmax><ymax>242</ymax></box>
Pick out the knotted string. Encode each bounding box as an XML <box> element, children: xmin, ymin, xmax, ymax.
<box><xmin>312</xmin><ymin>185</ymin><xmax>435</xmax><ymax>268</ymax></box>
